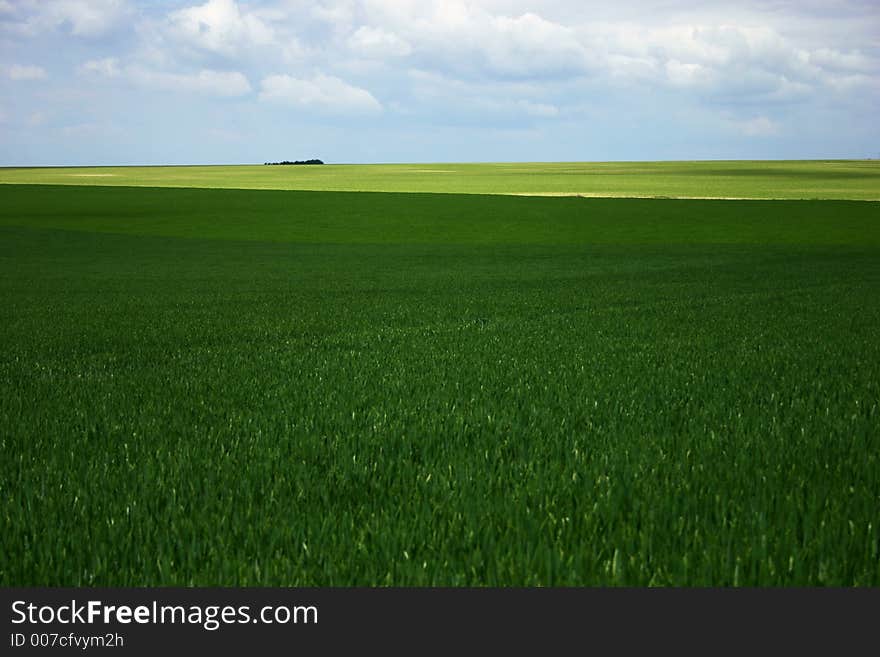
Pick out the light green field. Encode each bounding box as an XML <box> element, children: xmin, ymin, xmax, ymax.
<box><xmin>2</xmin><ymin>160</ymin><xmax>879</xmax><ymax>200</ymax></box>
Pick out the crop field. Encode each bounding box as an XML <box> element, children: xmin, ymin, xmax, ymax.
<box><xmin>2</xmin><ymin>159</ymin><xmax>880</xmax><ymax>200</ymax></box>
<box><xmin>1</xmin><ymin>164</ymin><xmax>879</xmax><ymax>586</ymax></box>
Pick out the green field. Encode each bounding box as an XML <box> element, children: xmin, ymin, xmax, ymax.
<box><xmin>2</xmin><ymin>159</ymin><xmax>880</xmax><ymax>200</ymax></box>
<box><xmin>2</xmin><ymin>166</ymin><xmax>879</xmax><ymax>586</ymax></box>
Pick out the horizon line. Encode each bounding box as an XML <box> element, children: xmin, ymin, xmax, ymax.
<box><xmin>2</xmin><ymin>157</ymin><xmax>878</xmax><ymax>169</ymax></box>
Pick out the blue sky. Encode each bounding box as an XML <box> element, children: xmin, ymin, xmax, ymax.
<box><xmin>1</xmin><ymin>0</ymin><xmax>878</xmax><ymax>165</ymax></box>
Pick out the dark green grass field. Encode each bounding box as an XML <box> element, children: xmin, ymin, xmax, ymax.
<box><xmin>2</xmin><ymin>184</ymin><xmax>879</xmax><ymax>585</ymax></box>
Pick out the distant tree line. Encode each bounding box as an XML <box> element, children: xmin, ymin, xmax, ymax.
<box><xmin>264</xmin><ymin>159</ymin><xmax>324</xmax><ymax>165</ymax></box>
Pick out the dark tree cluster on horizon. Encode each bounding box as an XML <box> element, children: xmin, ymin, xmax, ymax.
<box><xmin>264</xmin><ymin>159</ymin><xmax>325</xmax><ymax>165</ymax></box>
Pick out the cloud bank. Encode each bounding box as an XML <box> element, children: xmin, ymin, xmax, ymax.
<box><xmin>0</xmin><ymin>0</ymin><xmax>877</xmax><ymax>164</ymax></box>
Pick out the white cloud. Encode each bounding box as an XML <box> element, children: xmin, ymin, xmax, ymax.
<box><xmin>824</xmin><ymin>72</ymin><xmax>876</xmax><ymax>92</ymax></box>
<box><xmin>78</xmin><ymin>58</ymin><xmax>121</xmax><ymax>78</ymax></box>
<box><xmin>665</xmin><ymin>60</ymin><xmax>714</xmax><ymax>87</ymax></box>
<box><xmin>348</xmin><ymin>26</ymin><xmax>412</xmax><ymax>58</ymax></box>
<box><xmin>57</xmin><ymin>0</ymin><xmax>130</xmax><ymax>37</ymax></box>
<box><xmin>310</xmin><ymin>2</ymin><xmax>356</xmax><ymax>28</ymax></box>
<box><xmin>483</xmin><ymin>12</ymin><xmax>587</xmax><ymax>76</ymax></box>
<box><xmin>737</xmin><ymin>116</ymin><xmax>780</xmax><ymax>137</ymax></box>
<box><xmin>519</xmin><ymin>101</ymin><xmax>559</xmax><ymax>118</ymax></box>
<box><xmin>809</xmin><ymin>48</ymin><xmax>876</xmax><ymax>74</ymax></box>
<box><xmin>166</xmin><ymin>0</ymin><xmax>275</xmax><ymax>56</ymax></box>
<box><xmin>573</xmin><ymin>20</ymin><xmax>880</xmax><ymax>106</ymax></box>
<box><xmin>378</xmin><ymin>3</ymin><xmax>590</xmax><ymax>78</ymax></box>
<box><xmin>11</xmin><ymin>0</ymin><xmax>133</xmax><ymax>38</ymax></box>
<box><xmin>305</xmin><ymin>3</ymin><xmax>877</xmax><ymax>96</ymax></box>
<box><xmin>5</xmin><ymin>64</ymin><xmax>47</xmax><ymax>80</ymax></box>
<box><xmin>133</xmin><ymin>68</ymin><xmax>252</xmax><ymax>97</ymax></box>
<box><xmin>406</xmin><ymin>69</ymin><xmax>560</xmax><ymax>122</ymax></box>
<box><xmin>259</xmin><ymin>73</ymin><xmax>382</xmax><ymax>113</ymax></box>
<box><xmin>604</xmin><ymin>54</ymin><xmax>660</xmax><ymax>82</ymax></box>
<box><xmin>118</xmin><ymin>2</ymin><xmax>880</xmax><ymax>108</ymax></box>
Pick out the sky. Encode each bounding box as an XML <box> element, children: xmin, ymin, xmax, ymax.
<box><xmin>1</xmin><ymin>0</ymin><xmax>878</xmax><ymax>165</ymax></box>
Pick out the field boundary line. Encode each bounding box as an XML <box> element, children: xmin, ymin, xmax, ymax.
<box><xmin>1</xmin><ymin>181</ymin><xmax>878</xmax><ymax>202</ymax></box>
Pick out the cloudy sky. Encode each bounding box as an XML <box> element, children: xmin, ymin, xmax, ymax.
<box><xmin>1</xmin><ymin>0</ymin><xmax>878</xmax><ymax>165</ymax></box>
